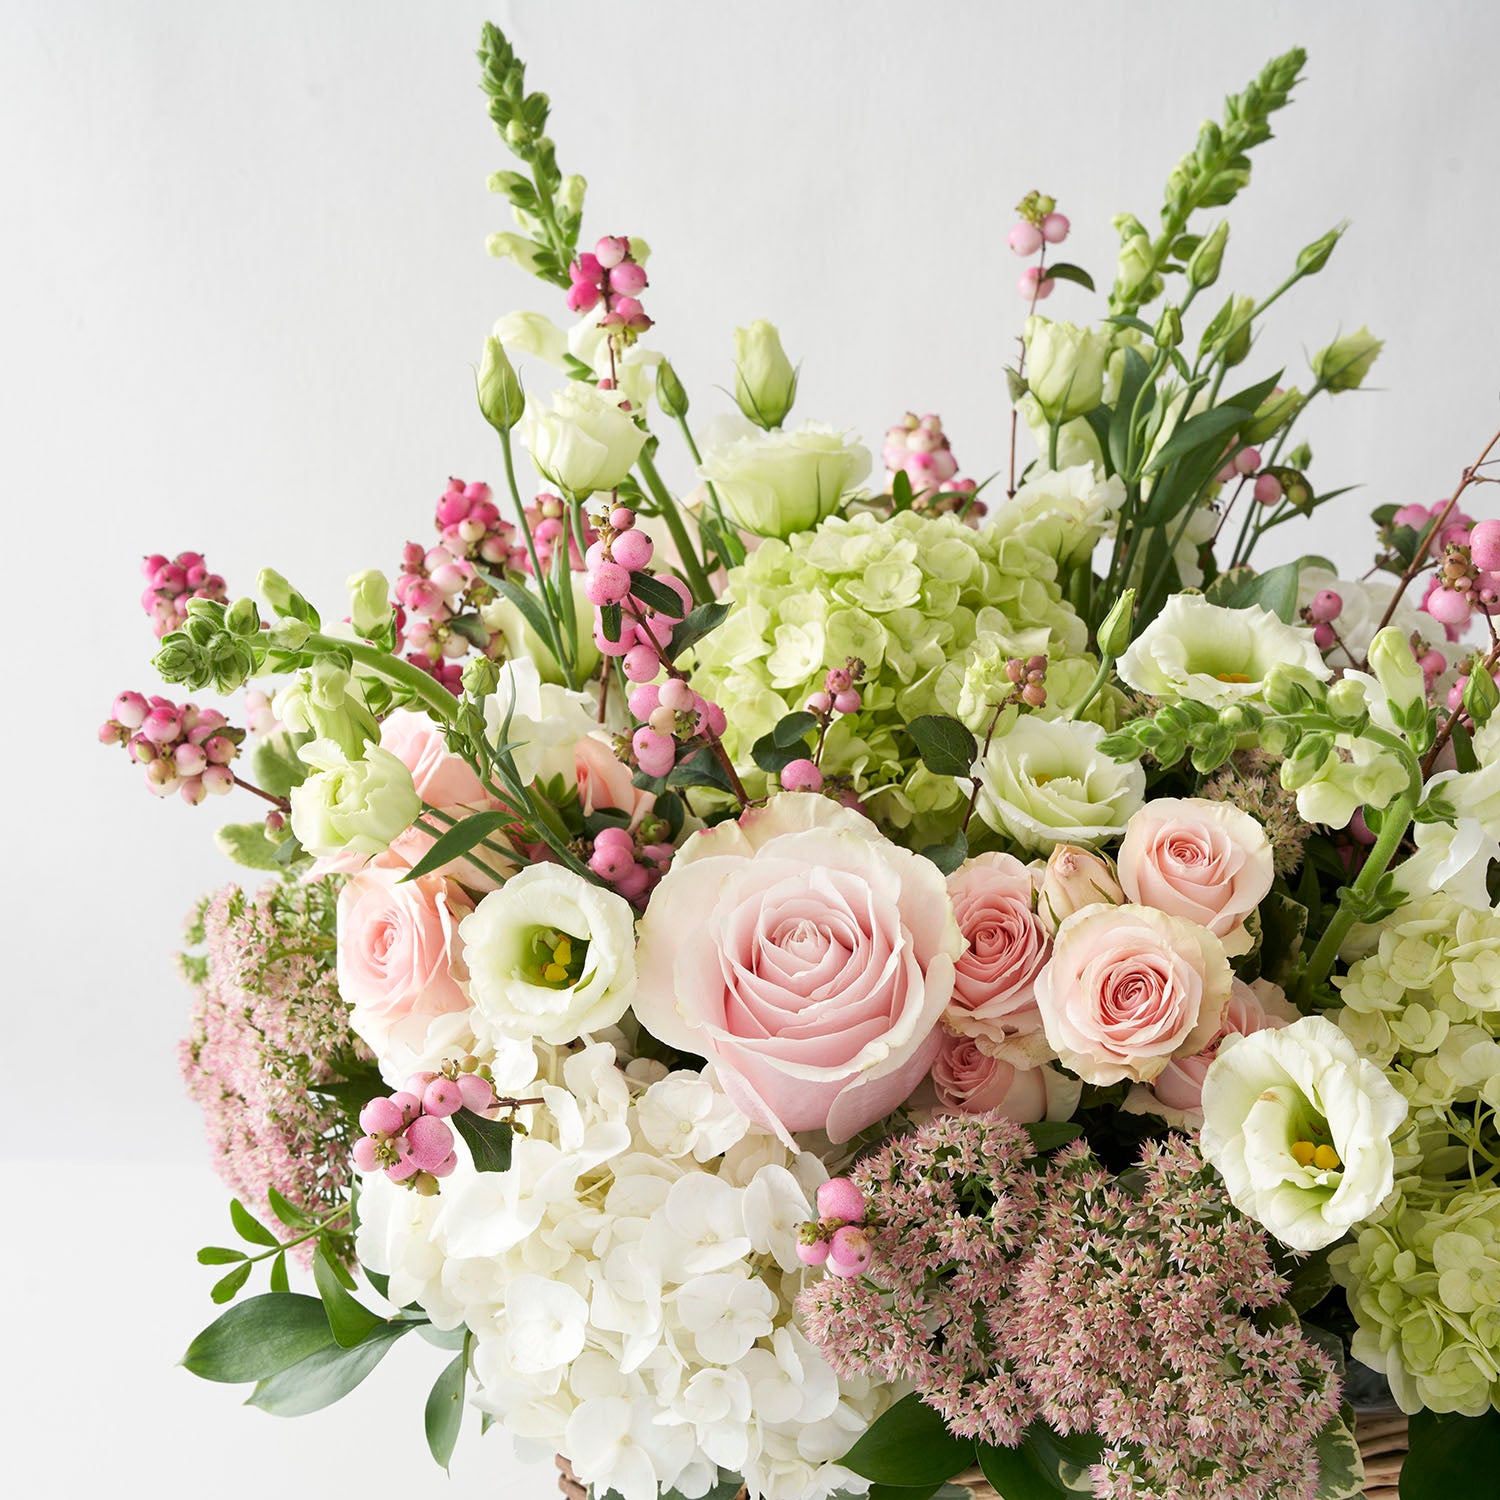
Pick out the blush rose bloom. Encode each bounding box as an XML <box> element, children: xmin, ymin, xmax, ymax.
<box><xmin>574</xmin><ymin>733</ymin><xmax>656</xmax><ymax>829</ymax></box>
<box><xmin>1117</xmin><ymin>797</ymin><xmax>1274</xmax><ymax>957</ymax></box>
<box><xmin>633</xmin><ymin>794</ymin><xmax>962</xmax><ymax>1144</ymax></box>
<box><xmin>337</xmin><ymin>865</ymin><xmax>474</xmax><ymax>1067</ymax></box>
<box><xmin>944</xmin><ymin>854</ymin><xmax>1050</xmax><ymax>1057</ymax></box>
<box><xmin>931</xmin><ymin>1029</ymin><xmax>1080</xmax><ymax>1123</ymax></box>
<box><xmin>1034</xmin><ymin>903</ymin><xmax>1232</xmax><ymax>1086</ymax></box>
<box><xmin>380</xmin><ymin>710</ymin><xmax>492</xmax><ymax>808</ymax></box>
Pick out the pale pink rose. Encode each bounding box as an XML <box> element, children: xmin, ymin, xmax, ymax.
<box><xmin>380</xmin><ymin>709</ymin><xmax>491</xmax><ymax>808</ymax></box>
<box><xmin>1144</xmin><ymin>978</ymin><xmax>1299</xmax><ymax>1120</ymax></box>
<box><xmin>1117</xmin><ymin>797</ymin><xmax>1273</xmax><ymax>957</ymax></box>
<box><xmin>336</xmin><ymin>865</ymin><xmax>474</xmax><ymax>1064</ymax></box>
<box><xmin>1034</xmin><ymin>903</ymin><xmax>1232</xmax><ymax>1086</ymax></box>
<box><xmin>574</xmin><ymin>732</ymin><xmax>656</xmax><ymax>829</ymax></box>
<box><xmin>944</xmin><ymin>854</ymin><xmax>1049</xmax><ymax>1048</ymax></box>
<box><xmin>1037</xmin><ymin>844</ymin><xmax>1124</xmax><ymax>934</ymax></box>
<box><xmin>633</xmin><ymin>794</ymin><xmax>962</xmax><ymax>1144</ymax></box>
<box><xmin>932</xmin><ymin>1029</ymin><xmax>1053</xmax><ymax>1122</ymax></box>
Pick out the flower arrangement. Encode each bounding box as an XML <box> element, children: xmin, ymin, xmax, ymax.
<box><xmin>102</xmin><ymin>23</ymin><xmax>1500</xmax><ymax>1500</ymax></box>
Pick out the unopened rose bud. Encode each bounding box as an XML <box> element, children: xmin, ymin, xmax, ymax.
<box><xmin>1038</xmin><ymin>845</ymin><xmax>1123</xmax><ymax>934</ymax></box>
<box><xmin>732</xmin><ymin>320</ymin><xmax>798</xmax><ymax>430</ymax></box>
<box><xmin>477</xmin><ymin>335</ymin><xmax>525</xmax><ymax>433</ymax></box>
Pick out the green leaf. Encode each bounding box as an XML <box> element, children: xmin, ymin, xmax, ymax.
<box><xmin>197</xmin><ymin>1246</ymin><xmax>247</xmax><ymax>1266</ymax></box>
<box><xmin>1142</xmin><ymin>403</ymin><xmax>1249</xmax><ymax>477</ymax></box>
<box><xmin>246</xmin><ymin>1322</ymin><xmax>411</xmax><ymax>1416</ymax></box>
<box><xmin>600</xmin><ymin>601</ymin><xmax>622</xmax><ymax>643</ymax></box>
<box><xmin>182</xmin><ymin>1293</ymin><xmax>334</xmax><ymax>1383</ymax></box>
<box><xmin>1023</xmin><ymin>1122</ymin><xmax>1083</xmax><ymax>1153</ymax></box>
<box><xmin>1311</xmin><ymin>1407</ymin><xmax>1365</xmax><ymax>1500</ymax></box>
<box><xmin>667</xmin><ymin>746</ymin><xmax>735</xmax><ymax>794</ymax></box>
<box><xmin>919</xmin><ymin>829</ymin><xmax>969</xmax><ymax>876</ymax></box>
<box><xmin>1220</xmin><ymin>370</ymin><xmax>1286</xmax><ymax>419</ymax></box>
<box><xmin>1024</xmin><ymin>1424</ymin><xmax>1103</xmax><ymax>1491</ymax></box>
<box><xmin>669</xmin><ymin>601</ymin><xmax>733</xmax><ymax>661</ymax></box>
<box><xmin>975</xmin><ymin>1442</ymin><xmax>1060</xmax><ymax>1500</ymax></box>
<box><xmin>425</xmin><ymin>1352</ymin><xmax>466</xmax><ymax>1472</ymax></box>
<box><xmin>249</xmin><ymin>734</ymin><xmax>307</xmax><ymax>797</ymax></box>
<box><xmin>266</xmin><ymin>1186</ymin><xmax>313</xmax><ymax>1229</ymax></box>
<box><xmin>1401</xmin><ymin>1408</ymin><xmax>1500</xmax><ymax>1499</ymax></box>
<box><xmin>629</xmin><ymin>571</ymin><xmax>688</xmax><ymax>615</ymax></box>
<box><xmin>214</xmin><ymin>821</ymin><xmax>287</xmax><ymax>871</ymax></box>
<box><xmin>229</xmin><ymin>1199</ymin><xmax>280</xmax><ymax>1248</ymax></box>
<box><xmin>1108</xmin><ymin>347</ymin><xmax>1153</xmax><ymax>477</ymax></box>
<box><xmin>313</xmin><ymin>1247</ymin><xmax>384</xmax><ymax>1348</ymax></box>
<box><xmin>840</xmin><ymin>1392</ymin><xmax>976</xmax><ymax>1487</ymax></box>
<box><xmin>891</xmin><ymin>468</ymin><xmax>915</xmax><ymax>513</ymax></box>
<box><xmin>400</xmin><ymin>811</ymin><xmax>512</xmax><ymax>884</ymax></box>
<box><xmin>419</xmin><ymin>1323</ymin><xmax>468</xmax><ymax>1351</ymax></box>
<box><xmin>269</xmin><ymin>1251</ymin><xmax>289</xmax><ymax>1294</ymax></box>
<box><xmin>868</xmin><ymin>1485</ymin><xmax>946</xmax><ymax>1500</ymax></box>
<box><xmin>483</xmin><ymin>573</ymin><xmax>556</xmax><ymax>648</ymax></box>
<box><xmin>1043</xmin><ymin>261</ymin><xmax>1095</xmax><ymax>292</ymax></box>
<box><xmin>1204</xmin><ymin>558</ymin><xmax>1304</xmax><ymax>622</ymax></box>
<box><xmin>906</xmin><ymin>715</ymin><xmax>979</xmax><ymax>778</ymax></box>
<box><xmin>771</xmin><ymin>710</ymin><xmax>819</xmax><ymax>747</ymax></box>
<box><xmin>211</xmin><ymin>1262</ymin><xmax>253</xmax><ymax>1303</ymax></box>
<box><xmin>450</xmin><ymin>1109</ymin><xmax>515</xmax><ymax>1173</ymax></box>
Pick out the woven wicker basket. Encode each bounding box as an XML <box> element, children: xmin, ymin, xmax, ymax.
<box><xmin>553</xmin><ymin>1408</ymin><xmax>1408</xmax><ymax>1499</ymax></box>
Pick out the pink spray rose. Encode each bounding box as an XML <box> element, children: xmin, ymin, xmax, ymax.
<box><xmin>1117</xmin><ymin>797</ymin><xmax>1273</xmax><ymax>956</ymax></box>
<box><xmin>574</xmin><ymin>732</ymin><xmax>656</xmax><ymax>829</ymax></box>
<box><xmin>1138</xmin><ymin>977</ymin><xmax>1299</xmax><ymax>1123</ymax></box>
<box><xmin>380</xmin><ymin>709</ymin><xmax>491</xmax><ymax>808</ymax></box>
<box><xmin>931</xmin><ymin>1029</ymin><xmax>1077</xmax><ymax>1123</ymax></box>
<box><xmin>944</xmin><ymin>853</ymin><xmax>1050</xmax><ymax>1056</ymax></box>
<box><xmin>1034</xmin><ymin>903</ymin><xmax>1232</xmax><ymax>1086</ymax></box>
<box><xmin>632</xmin><ymin>794</ymin><xmax>962</xmax><ymax>1144</ymax></box>
<box><xmin>336</xmin><ymin>865</ymin><xmax>474</xmax><ymax>1065</ymax></box>
<box><xmin>1036</xmin><ymin>843</ymin><xmax>1124</xmax><ymax>934</ymax></box>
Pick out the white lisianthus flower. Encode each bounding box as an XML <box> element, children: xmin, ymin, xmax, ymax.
<box><xmin>481</xmin><ymin>656</ymin><xmax>597</xmax><ymax>785</ymax></box>
<box><xmin>1200</xmin><ymin>1015</ymin><xmax>1408</xmax><ymax>1252</ymax></box>
<box><xmin>460</xmin><ymin>864</ymin><xmax>637</xmax><ymax>1046</ymax></box>
<box><xmin>698</xmin><ymin>420</ymin><xmax>872</xmax><ymax>539</ymax></box>
<box><xmin>522</xmin><ymin>382</ymin><xmax>647</xmax><ymax>497</ymax></box>
<box><xmin>998</xmin><ymin>462</ymin><xmax>1124</xmax><ymax>567</ymax></box>
<box><xmin>1117</xmin><ymin>594</ymin><xmax>1330</xmax><ymax>708</ymax></box>
<box><xmin>288</xmin><ymin>739</ymin><xmax>419</xmax><ymax>858</ymax></box>
<box><xmin>974</xmin><ymin>714</ymin><xmax>1146</xmax><ymax>854</ymax></box>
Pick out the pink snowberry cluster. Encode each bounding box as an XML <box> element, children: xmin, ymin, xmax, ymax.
<box><xmin>100</xmin><ymin>692</ymin><xmax>241</xmax><ymax>804</ymax></box>
<box><xmin>1007</xmin><ymin>190</ymin><xmax>1069</xmax><ymax>300</ymax></box>
<box><xmin>626</xmin><ymin>678</ymin><xmax>728</xmax><ymax>780</ymax></box>
<box><xmin>351</xmin><ymin>1057</ymin><xmax>498</xmax><ymax>1196</ymax></box>
<box><xmin>783</xmin><ymin>660</ymin><xmax>868</xmax><ymax>793</ymax></box>
<box><xmin>882</xmin><ymin>413</ymin><xmax>981</xmax><ymax>517</ymax></box>
<box><xmin>586</xmin><ymin>823</ymin><xmax>676</xmax><ymax>903</ymax></box>
<box><xmin>140</xmin><ymin>551</ymin><xmax>228</xmax><ymax>639</ymax></box>
<box><xmin>1214</xmin><ymin>444</ymin><xmax>1283</xmax><ymax>507</ymax></box>
<box><xmin>1009</xmin><ymin>654</ymin><xmax>1050</xmax><ymax>710</ymax></box>
<box><xmin>1422</xmin><ymin>513</ymin><xmax>1500</xmax><ymax>633</ymax></box>
<box><xmin>567</xmin><ymin>235</ymin><xmax>651</xmax><ymax>335</ymax></box>
<box><xmin>796</xmin><ymin>1176</ymin><xmax>873</xmax><ymax>1277</ymax></box>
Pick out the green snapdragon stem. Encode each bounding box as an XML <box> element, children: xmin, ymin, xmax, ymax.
<box><xmin>1068</xmin><ymin>653</ymin><xmax>1115</xmax><ymax>722</ymax></box>
<box><xmin>636</xmin><ymin>448</ymin><xmax>715</xmax><ymax>604</ymax></box>
<box><xmin>497</xmin><ymin>428</ymin><xmax>577</xmax><ymax>685</ymax></box>
<box><xmin>1296</xmin><ymin>791</ymin><xmax>1416</xmax><ymax>1006</ymax></box>
<box><xmin>305</xmin><ymin>633</ymin><xmax>460</xmax><ymax>725</ymax></box>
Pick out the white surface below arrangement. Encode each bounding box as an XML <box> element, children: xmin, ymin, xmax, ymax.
<box><xmin>4</xmin><ymin>1163</ymin><xmax>553</xmax><ymax>1498</ymax></box>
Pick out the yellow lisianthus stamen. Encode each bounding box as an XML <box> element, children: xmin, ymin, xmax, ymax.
<box><xmin>1214</xmin><ymin>672</ymin><xmax>1253</xmax><ymax>684</ymax></box>
<box><xmin>1290</xmin><ymin>1140</ymin><xmax>1316</xmax><ymax>1167</ymax></box>
<box><xmin>1291</xmin><ymin>1139</ymin><xmax>1342</xmax><ymax>1170</ymax></box>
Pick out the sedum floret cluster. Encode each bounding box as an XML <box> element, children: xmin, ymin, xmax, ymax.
<box><xmin>690</xmin><ymin>508</ymin><xmax>1091</xmax><ymax>845</ymax></box>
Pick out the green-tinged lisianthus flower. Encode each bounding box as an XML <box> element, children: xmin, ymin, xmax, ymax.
<box><xmin>460</xmin><ymin>864</ymin><xmax>636</xmax><ymax>1047</ymax></box>
<box><xmin>1200</xmin><ymin>1015</ymin><xmax>1408</xmax><ymax>1253</ymax></box>
<box><xmin>1312</xmin><ymin>325</ymin><xmax>1383</xmax><ymax>391</ymax></box>
<box><xmin>974</xmin><ymin>712</ymin><xmax>1145</xmax><ymax>855</ymax></box>
<box><xmin>521</xmin><ymin>383</ymin><xmax>646</xmax><ymax>498</ymax></box>
<box><xmin>289</xmin><ymin>740</ymin><xmax>420</xmax><ymax>859</ymax></box>
<box><xmin>1024</xmin><ymin>316</ymin><xmax>1111</xmax><ymax>422</ymax></box>
<box><xmin>732</xmin><ymin>319</ymin><xmax>797</xmax><ymax>430</ymax></box>
<box><xmin>697</xmin><ymin>419</ymin><xmax>870</xmax><ymax>538</ymax></box>
<box><xmin>1117</xmin><ymin>594</ymin><xmax>1330</xmax><ymax>709</ymax></box>
<box><xmin>994</xmin><ymin>462</ymin><xmax>1124</xmax><ymax>569</ymax></box>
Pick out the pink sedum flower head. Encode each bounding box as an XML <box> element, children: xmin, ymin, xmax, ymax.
<box><xmin>1034</xmin><ymin>903</ymin><xmax>1232</xmax><ymax>1086</ymax></box>
<box><xmin>632</xmin><ymin>794</ymin><xmax>962</xmax><ymax>1144</ymax></box>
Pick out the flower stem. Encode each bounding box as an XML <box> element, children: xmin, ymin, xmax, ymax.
<box><xmin>636</xmin><ymin>448</ymin><xmax>715</xmax><ymax>605</ymax></box>
<box><xmin>303</xmin><ymin>633</ymin><xmax>459</xmax><ymax>725</ymax></box>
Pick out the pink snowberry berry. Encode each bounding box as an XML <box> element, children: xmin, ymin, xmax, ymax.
<box><xmin>456</xmin><ymin>1073</ymin><xmax>495</xmax><ymax>1113</ymax></box>
<box><xmin>404</xmin><ymin>1114</ymin><xmax>456</xmax><ymax>1173</ymax></box>
<box><xmin>1418</xmin><ymin>649</ymin><xmax>1447</xmax><ymax>681</ymax></box>
<box><xmin>359</xmin><ymin>1096</ymin><xmax>406</xmax><ymax>1137</ymax></box>
<box><xmin>1253</xmin><ymin>473</ymin><xmax>1283</xmax><ymax>506</ymax></box>
<box><xmin>1233</xmin><ymin>446</ymin><xmax>1262</xmax><ymax>476</ymax></box>
<box><xmin>609</xmin><ymin>261</ymin><xmax>648</xmax><ymax>296</ymax></box>
<box><xmin>633</xmin><ymin>727</ymin><xmax>676</xmax><ymax>778</ymax></box>
<box><xmin>1019</xmin><ymin>265</ymin><xmax>1054</xmax><ymax>300</ymax></box>
<box><xmin>1427</xmin><ymin>588</ymin><xmax>1473</xmax><ymax>627</ymax></box>
<box><xmin>1040</xmin><ymin>211</ymin><xmax>1070</xmax><ymax>244</ymax></box>
<box><xmin>797</xmin><ymin>1235</ymin><xmax>832</xmax><ymax>1268</ymax></box>
<box><xmin>817</xmin><ymin>1176</ymin><xmax>867</xmax><ymax>1224</ymax></box>
<box><xmin>1313</xmin><ymin>622</ymin><xmax>1337</xmax><ymax>650</ymax></box>
<box><xmin>610</xmin><ymin>529</ymin><xmax>654</xmax><ymax>572</ymax></box>
<box><xmin>832</xmin><ymin>689</ymin><xmax>861</xmax><ymax>714</ymax></box>
<box><xmin>806</xmin><ymin>690</ymin><xmax>833</xmax><ymax>715</ymax></box>
<box><xmin>1007</xmin><ymin>221</ymin><xmax>1044</xmax><ymax>256</ymax></box>
<box><xmin>827</xmin><ymin>1225</ymin><xmax>873</xmax><ymax>1278</ymax></box>
<box><xmin>1308</xmin><ymin>590</ymin><xmax>1343</xmax><ymax>624</ymax></box>
<box><xmin>658</xmin><ymin>678</ymin><xmax>694</xmax><ymax>713</ymax></box>
<box><xmin>1471</xmin><ymin>519</ymin><xmax>1500</xmax><ymax>572</ymax></box>
<box><xmin>624</xmin><ymin>643</ymin><xmax>661</xmax><ymax>683</ymax></box>
<box><xmin>422</xmin><ymin>1078</ymin><xmax>463</xmax><ymax>1118</ymax></box>
<box><xmin>585</xmin><ymin>562</ymin><xmax>632</xmax><ymax>607</ymax></box>
<box><xmin>390</xmin><ymin>1090</ymin><xmax>423</xmax><ymax>1126</ymax></box>
<box><xmin>609</xmin><ymin>506</ymin><xmax>636</xmax><ymax>531</ymax></box>
<box><xmin>591</xmin><ymin>840</ymin><xmax>635</xmax><ymax>882</ymax></box>
<box><xmin>352</xmin><ymin>1136</ymin><xmax>380</xmax><ymax>1173</ymax></box>
<box><xmin>781</xmin><ymin>758</ymin><xmax>824</xmax><ymax>793</ymax></box>
<box><xmin>594</xmin><ymin>235</ymin><xmax>629</xmax><ymax>269</ymax></box>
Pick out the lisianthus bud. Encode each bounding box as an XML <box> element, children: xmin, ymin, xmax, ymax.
<box><xmin>655</xmin><ymin>358</ymin><xmax>689</xmax><ymax>420</ymax></box>
<box><xmin>1296</xmin><ymin>225</ymin><xmax>1343</xmax><ymax>276</ymax></box>
<box><xmin>346</xmin><ymin>569</ymin><xmax>391</xmax><ymax>637</ymax></box>
<box><xmin>1154</xmin><ymin>306</ymin><xmax>1183</xmax><ymax>349</ymax></box>
<box><xmin>477</xmin><ymin>335</ymin><xmax>525</xmax><ymax>433</ymax></box>
<box><xmin>1464</xmin><ymin>665</ymin><xmax>1500</xmax><ymax>728</ymax></box>
<box><xmin>461</xmin><ymin>654</ymin><xmax>501</xmax><ymax>697</ymax></box>
<box><xmin>1200</xmin><ymin>293</ymin><xmax>1254</xmax><ymax>368</ymax></box>
<box><xmin>1367</xmin><ymin>626</ymin><xmax>1426</xmax><ymax>718</ymax></box>
<box><xmin>1038</xmin><ymin>844</ymin><xmax>1124</xmax><ymax>934</ymax></box>
<box><xmin>732</xmin><ymin>320</ymin><xmax>798</xmax><ymax>430</ymax></box>
<box><xmin>521</xmin><ymin>384</ymin><xmax>647</xmax><ymax>498</ymax></box>
<box><xmin>1097</xmin><ymin>588</ymin><xmax>1136</xmax><ymax>658</ymax></box>
<box><xmin>1024</xmin><ymin>316</ymin><xmax>1110</xmax><ymax>422</ymax></box>
<box><xmin>1312</xmin><ymin>327</ymin><xmax>1382</xmax><ymax>392</ymax></box>
<box><xmin>1242</xmin><ymin>387</ymin><xmax>1302</xmax><ymax>444</ymax></box>
<box><xmin>1187</xmin><ymin>221</ymin><xmax>1229</xmax><ymax>289</ymax></box>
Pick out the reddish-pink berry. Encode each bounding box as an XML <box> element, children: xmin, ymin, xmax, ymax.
<box><xmin>1471</xmin><ymin>519</ymin><xmax>1500</xmax><ymax>572</ymax></box>
<box><xmin>817</xmin><ymin>1176</ymin><xmax>867</xmax><ymax>1224</ymax></box>
<box><xmin>611</xmin><ymin>529</ymin><xmax>654</xmax><ymax>573</ymax></box>
<box><xmin>359</xmin><ymin>1096</ymin><xmax>406</xmax><ymax>1137</ymax></box>
<box><xmin>1253</xmin><ymin>473</ymin><xmax>1283</xmax><ymax>506</ymax></box>
<box><xmin>423</xmin><ymin>1078</ymin><xmax>463</xmax><ymax>1118</ymax></box>
<box><xmin>1308</xmin><ymin>590</ymin><xmax>1343</xmax><ymax>624</ymax></box>
<box><xmin>1040</xmin><ymin>212</ymin><xmax>1070</xmax><ymax>244</ymax></box>
<box><xmin>780</xmin><ymin>758</ymin><xmax>824</xmax><ymax>793</ymax></box>
<box><xmin>1007</xmin><ymin>221</ymin><xmax>1044</xmax><ymax>256</ymax></box>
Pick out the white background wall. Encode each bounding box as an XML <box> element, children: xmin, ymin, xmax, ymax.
<box><xmin>5</xmin><ymin>1</ymin><xmax>1499</xmax><ymax>1493</ymax></box>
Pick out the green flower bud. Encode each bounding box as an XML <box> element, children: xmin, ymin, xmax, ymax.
<box><xmin>1113</xmin><ymin>225</ymin><xmax>1160</xmax><ymax>304</ymax></box>
<box><xmin>461</xmin><ymin>654</ymin><xmax>501</xmax><ymax>698</ymax></box>
<box><xmin>346</xmin><ymin>570</ymin><xmax>391</xmax><ymax>637</ymax></box>
<box><xmin>733</xmin><ymin>320</ymin><xmax>798</xmax><ymax>430</ymax></box>
<box><xmin>655</xmin><ymin>358</ymin><xmax>690</xmax><ymax>420</ymax></box>
<box><xmin>1242</xmin><ymin>387</ymin><xmax>1302</xmax><ymax>444</ymax></box>
<box><xmin>154</xmin><ymin>636</ymin><xmax>209</xmax><ymax>689</ymax></box>
<box><xmin>1187</xmin><ymin>221</ymin><xmax>1229</xmax><ymax>289</ymax></box>
<box><xmin>1097</xmin><ymin>588</ymin><xmax>1136</xmax><ymax>658</ymax></box>
<box><xmin>1281</xmin><ymin>732</ymin><xmax>1334</xmax><ymax>791</ymax></box>
<box><xmin>224</xmin><ymin>597</ymin><xmax>261</xmax><ymax>638</ymax></box>
<box><xmin>1312</xmin><ymin>326</ymin><xmax>1383</xmax><ymax>392</ymax></box>
<box><xmin>1463</xmin><ymin>664</ymin><xmax>1500</xmax><ymax>728</ymax></box>
<box><xmin>489</xmin><ymin>170</ymin><xmax>529</xmax><ymax>202</ymax></box>
<box><xmin>1153</xmin><ymin>306</ymin><xmax>1183</xmax><ymax>349</ymax></box>
<box><xmin>184</xmin><ymin>614</ymin><xmax>218</xmax><ymax>646</ymax></box>
<box><xmin>258</xmin><ymin>568</ymin><xmax>301</xmax><ymax>617</ymax></box>
<box><xmin>485</xmin><ymin>232</ymin><xmax>543</xmax><ymax>275</ymax></box>
<box><xmin>477</xmin><ymin>335</ymin><xmax>525</xmax><ymax>434</ymax></box>
<box><xmin>1296</xmin><ymin>225</ymin><xmax>1343</xmax><ymax>276</ymax></box>
<box><xmin>1326</xmin><ymin>676</ymin><xmax>1370</xmax><ymax>725</ymax></box>
<box><xmin>205</xmin><ymin>636</ymin><xmax>257</xmax><ymax>693</ymax></box>
<box><xmin>1263</xmin><ymin>663</ymin><xmax>1328</xmax><ymax>716</ymax></box>
<box><xmin>268</xmin><ymin>618</ymin><xmax>311</xmax><ymax>651</ymax></box>
<box><xmin>1368</xmin><ymin>625</ymin><xmax>1426</xmax><ymax>717</ymax></box>
<box><xmin>1200</xmin><ymin>294</ymin><xmax>1254</xmax><ymax>368</ymax></box>
<box><xmin>557</xmin><ymin>174</ymin><xmax>586</xmax><ymax>218</ymax></box>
